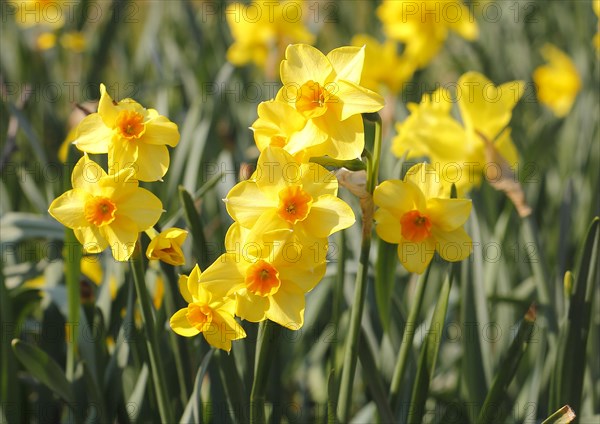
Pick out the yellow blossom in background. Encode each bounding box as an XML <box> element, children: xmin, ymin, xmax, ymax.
<box><xmin>170</xmin><ymin>265</ymin><xmax>246</xmax><ymax>352</ymax></box>
<box><xmin>374</xmin><ymin>163</ymin><xmax>472</xmax><ymax>274</ymax></box>
<box><xmin>226</xmin><ymin>0</ymin><xmax>314</xmax><ymax>68</ymax></box>
<box><xmin>73</xmin><ymin>84</ymin><xmax>180</xmax><ymax>182</ymax></box>
<box><xmin>200</xmin><ymin>223</ymin><xmax>326</xmax><ymax>329</ymax></box>
<box><xmin>36</xmin><ymin>32</ymin><xmax>56</xmax><ymax>50</ymax></box>
<box><xmin>274</xmin><ymin>44</ymin><xmax>385</xmax><ymax>160</ymax></box>
<box><xmin>376</xmin><ymin>0</ymin><xmax>478</xmax><ymax>68</ymax></box>
<box><xmin>146</xmin><ymin>228</ymin><xmax>188</xmax><ymax>266</ymax></box>
<box><xmin>533</xmin><ymin>44</ymin><xmax>581</xmax><ymax>117</ymax></box>
<box><xmin>60</xmin><ymin>31</ymin><xmax>87</xmax><ymax>53</ymax></box>
<box><xmin>350</xmin><ymin>34</ymin><xmax>415</xmax><ymax>94</ymax></box>
<box><xmin>9</xmin><ymin>0</ymin><xmax>68</xmax><ymax>29</ymax></box>
<box><xmin>225</xmin><ymin>146</ymin><xmax>355</xmax><ymax>243</ymax></box>
<box><xmin>392</xmin><ymin>72</ymin><xmax>523</xmax><ymax>192</ymax></box>
<box><xmin>48</xmin><ymin>156</ymin><xmax>163</xmax><ymax>261</ymax></box>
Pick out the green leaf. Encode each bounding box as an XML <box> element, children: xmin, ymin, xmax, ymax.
<box><xmin>476</xmin><ymin>305</ymin><xmax>537</xmax><ymax>424</ymax></box>
<box><xmin>181</xmin><ymin>349</ymin><xmax>215</xmax><ymax>424</ymax></box>
<box><xmin>357</xmin><ymin>329</ymin><xmax>394</xmax><ymax>423</ymax></box>
<box><xmin>11</xmin><ymin>338</ymin><xmax>75</xmax><ymax>405</ymax></box>
<box><xmin>407</xmin><ymin>267</ymin><xmax>453</xmax><ymax>424</ymax></box>
<box><xmin>549</xmin><ymin>217</ymin><xmax>599</xmax><ymax>414</ymax></box>
<box><xmin>375</xmin><ymin>238</ymin><xmax>397</xmax><ymax>332</ymax></box>
<box><xmin>178</xmin><ymin>186</ymin><xmax>211</xmax><ymax>270</ymax></box>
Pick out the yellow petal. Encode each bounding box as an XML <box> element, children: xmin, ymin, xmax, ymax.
<box><xmin>284</xmin><ymin>119</ymin><xmax>329</xmax><ymax>157</ymax></box>
<box><xmin>280</xmin><ymin>44</ymin><xmax>334</xmax><ymax>86</ymax></box>
<box><xmin>178</xmin><ymin>275</ymin><xmax>194</xmax><ymax>303</ymax></box>
<box><xmin>116</xmin><ymin>188</ymin><xmax>163</xmax><ymax>231</ymax></box>
<box><xmin>458</xmin><ymin>71</ymin><xmax>524</xmax><ymax>141</ymax></box>
<box><xmin>132</xmin><ymin>142</ymin><xmax>170</xmax><ymax>182</ymax></box>
<box><xmin>170</xmin><ymin>308</ymin><xmax>200</xmax><ymax>337</ymax></box>
<box><xmin>74</xmin><ymin>226</ymin><xmax>109</xmax><ymax>253</ymax></box>
<box><xmin>374</xmin><ymin>208</ymin><xmax>403</xmax><ymax>244</ymax></box>
<box><xmin>309</xmin><ymin>113</ymin><xmax>364</xmax><ymax>160</ymax></box>
<box><xmin>267</xmin><ymin>283</ymin><xmax>305</xmax><ymax>329</ymax></box>
<box><xmin>73</xmin><ymin>114</ymin><xmax>112</xmax><ymax>154</ymax></box>
<box><xmin>254</xmin><ymin>146</ymin><xmax>299</xmax><ymax>194</ymax></box>
<box><xmin>404</xmin><ymin>163</ymin><xmax>445</xmax><ymax>200</ymax></box>
<box><xmin>101</xmin><ymin>216</ymin><xmax>138</xmax><ymax>261</ymax></box>
<box><xmin>235</xmin><ymin>289</ymin><xmax>269</xmax><ymax>322</ymax></box>
<box><xmin>335</xmin><ymin>80</ymin><xmax>385</xmax><ymax>121</ymax></box>
<box><xmin>301</xmin><ymin>195</ymin><xmax>355</xmax><ymax>238</ymax></box>
<box><xmin>427</xmin><ymin>198</ymin><xmax>472</xmax><ymax>232</ymax></box>
<box><xmin>373</xmin><ymin>179</ymin><xmax>424</xmax><ymax>215</ymax></box>
<box><xmin>326</xmin><ymin>45</ymin><xmax>365</xmax><ymax>84</ymax></box>
<box><xmin>397</xmin><ymin>239</ymin><xmax>436</xmax><ymax>274</ymax></box>
<box><xmin>48</xmin><ymin>189</ymin><xmax>91</xmax><ymax>228</ymax></box>
<box><xmin>432</xmin><ymin>227</ymin><xmax>472</xmax><ymax>262</ymax></box>
<box><xmin>199</xmin><ymin>253</ymin><xmax>246</xmax><ymax>298</ymax></box>
<box><xmin>71</xmin><ymin>156</ymin><xmax>107</xmax><ymax>194</ymax></box>
<box><xmin>143</xmin><ymin>112</ymin><xmax>180</xmax><ymax>147</ymax></box>
<box><xmin>98</xmin><ymin>83</ymin><xmax>120</xmax><ymax>128</ymax></box>
<box><xmin>277</xmin><ymin>250</ymin><xmax>326</xmax><ymax>293</ymax></box>
<box><xmin>225</xmin><ymin>180</ymin><xmax>273</xmax><ymax>228</ymax></box>
<box><xmin>299</xmin><ymin>162</ymin><xmax>338</xmax><ymax>197</ymax></box>
<box><xmin>108</xmin><ymin>138</ymin><xmax>138</xmax><ymax>176</ymax></box>
<box><xmin>494</xmin><ymin>128</ymin><xmax>519</xmax><ymax>166</ymax></box>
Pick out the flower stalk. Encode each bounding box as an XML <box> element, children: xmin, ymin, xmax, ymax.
<box><xmin>130</xmin><ymin>241</ymin><xmax>174</xmax><ymax>424</ymax></box>
<box><xmin>250</xmin><ymin>319</ymin><xmax>280</xmax><ymax>424</ymax></box>
<box><xmin>337</xmin><ymin>113</ymin><xmax>382</xmax><ymax>422</ymax></box>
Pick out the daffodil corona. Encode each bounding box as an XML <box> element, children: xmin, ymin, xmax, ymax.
<box><xmin>48</xmin><ymin>156</ymin><xmax>163</xmax><ymax>261</ymax></box>
<box><xmin>374</xmin><ymin>163</ymin><xmax>472</xmax><ymax>274</ymax></box>
<box><xmin>73</xmin><ymin>84</ymin><xmax>180</xmax><ymax>182</ymax></box>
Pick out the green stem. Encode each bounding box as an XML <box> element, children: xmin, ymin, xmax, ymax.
<box><xmin>389</xmin><ymin>265</ymin><xmax>432</xmax><ymax>415</ymax></box>
<box><xmin>250</xmin><ymin>319</ymin><xmax>279</xmax><ymax>424</ymax></box>
<box><xmin>521</xmin><ymin>215</ymin><xmax>557</xmax><ymax>335</ymax></box>
<box><xmin>65</xmin><ymin>229</ymin><xmax>81</xmax><ymax>382</ymax></box>
<box><xmin>336</xmin><ymin>113</ymin><xmax>382</xmax><ymax>423</ymax></box>
<box><xmin>130</xmin><ymin>241</ymin><xmax>174</xmax><ymax>423</ymax></box>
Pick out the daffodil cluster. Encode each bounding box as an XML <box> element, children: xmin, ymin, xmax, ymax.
<box><xmin>391</xmin><ymin>72</ymin><xmax>524</xmax><ymax>193</ymax></box>
<box><xmin>171</xmin><ymin>43</ymin><xmax>387</xmax><ymax>351</ymax></box>
<box><xmin>49</xmin><ymin>84</ymin><xmax>181</xmax><ymax>261</ymax></box>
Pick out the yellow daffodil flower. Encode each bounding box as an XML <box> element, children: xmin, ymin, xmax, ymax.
<box><xmin>48</xmin><ymin>156</ymin><xmax>163</xmax><ymax>261</ymax></box>
<box><xmin>9</xmin><ymin>0</ymin><xmax>67</xmax><ymax>29</ymax></box>
<box><xmin>376</xmin><ymin>0</ymin><xmax>478</xmax><ymax>68</ymax></box>
<box><xmin>392</xmin><ymin>72</ymin><xmax>523</xmax><ymax>192</ymax></box>
<box><xmin>533</xmin><ymin>44</ymin><xmax>581</xmax><ymax>118</ymax></box>
<box><xmin>350</xmin><ymin>34</ymin><xmax>415</xmax><ymax>95</ymax></box>
<box><xmin>146</xmin><ymin>227</ymin><xmax>188</xmax><ymax>266</ymax></box>
<box><xmin>225</xmin><ymin>146</ymin><xmax>355</xmax><ymax>243</ymax></box>
<box><xmin>199</xmin><ymin>223</ymin><xmax>326</xmax><ymax>329</ymax></box>
<box><xmin>374</xmin><ymin>163</ymin><xmax>472</xmax><ymax>274</ymax></box>
<box><xmin>170</xmin><ymin>265</ymin><xmax>246</xmax><ymax>352</ymax></box>
<box><xmin>226</xmin><ymin>0</ymin><xmax>314</xmax><ymax>67</ymax></box>
<box><xmin>73</xmin><ymin>84</ymin><xmax>180</xmax><ymax>182</ymax></box>
<box><xmin>273</xmin><ymin>44</ymin><xmax>385</xmax><ymax>160</ymax></box>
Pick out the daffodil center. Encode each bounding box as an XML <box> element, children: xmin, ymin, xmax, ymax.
<box><xmin>84</xmin><ymin>196</ymin><xmax>117</xmax><ymax>227</ymax></box>
<box><xmin>245</xmin><ymin>260</ymin><xmax>281</xmax><ymax>297</ymax></box>
<box><xmin>186</xmin><ymin>303</ymin><xmax>213</xmax><ymax>330</ymax></box>
<box><xmin>296</xmin><ymin>80</ymin><xmax>332</xmax><ymax>119</ymax></box>
<box><xmin>277</xmin><ymin>185</ymin><xmax>313</xmax><ymax>224</ymax></box>
<box><xmin>400</xmin><ymin>210</ymin><xmax>432</xmax><ymax>242</ymax></box>
<box><xmin>116</xmin><ymin>109</ymin><xmax>145</xmax><ymax>139</ymax></box>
